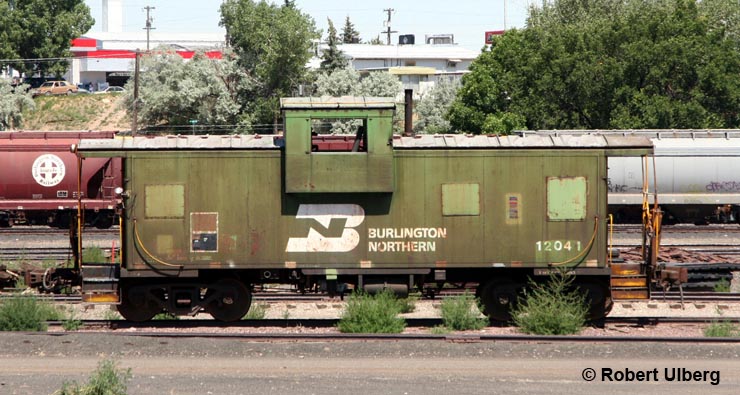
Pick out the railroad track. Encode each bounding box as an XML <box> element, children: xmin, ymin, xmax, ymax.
<box><xmin>41</xmin><ymin>316</ymin><xmax>740</xmax><ymax>344</ymax></box>
<box><xmin>48</xmin><ymin>316</ymin><xmax>740</xmax><ymax>330</ymax></box>
<box><xmin>0</xmin><ymin>227</ymin><xmax>117</xmax><ymax>236</ymax></box>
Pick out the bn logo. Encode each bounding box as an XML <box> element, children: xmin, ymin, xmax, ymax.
<box><xmin>285</xmin><ymin>204</ymin><xmax>365</xmax><ymax>252</ymax></box>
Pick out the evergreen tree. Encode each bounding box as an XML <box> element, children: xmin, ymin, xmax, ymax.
<box><xmin>320</xmin><ymin>18</ymin><xmax>349</xmax><ymax>72</ymax></box>
<box><xmin>341</xmin><ymin>16</ymin><xmax>361</xmax><ymax>44</ymax></box>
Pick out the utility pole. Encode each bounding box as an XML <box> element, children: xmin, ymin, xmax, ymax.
<box><xmin>382</xmin><ymin>8</ymin><xmax>396</xmax><ymax>45</ymax></box>
<box><xmin>143</xmin><ymin>6</ymin><xmax>156</xmax><ymax>51</ymax></box>
<box><xmin>132</xmin><ymin>50</ymin><xmax>140</xmax><ymax>137</ymax></box>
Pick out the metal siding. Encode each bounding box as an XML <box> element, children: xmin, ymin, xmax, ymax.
<box><xmin>122</xmin><ymin>148</ymin><xmax>608</xmax><ymax>271</ymax></box>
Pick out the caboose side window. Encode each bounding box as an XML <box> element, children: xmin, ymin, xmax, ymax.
<box><xmin>546</xmin><ymin>177</ymin><xmax>587</xmax><ymax>221</ymax></box>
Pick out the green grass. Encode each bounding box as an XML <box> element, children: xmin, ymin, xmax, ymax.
<box><xmin>58</xmin><ymin>359</ymin><xmax>131</xmax><ymax>395</ymax></box>
<box><xmin>62</xmin><ymin>316</ymin><xmax>83</xmax><ymax>331</ymax></box>
<box><xmin>337</xmin><ymin>290</ymin><xmax>406</xmax><ymax>334</ymax></box>
<box><xmin>0</xmin><ymin>295</ymin><xmax>62</xmax><ymax>331</ymax></box>
<box><xmin>82</xmin><ymin>247</ymin><xmax>107</xmax><ymax>264</ymax></box>
<box><xmin>511</xmin><ymin>273</ymin><xmax>588</xmax><ymax>335</ymax></box>
<box><xmin>430</xmin><ymin>325</ymin><xmax>451</xmax><ymax>335</ymax></box>
<box><xmin>103</xmin><ymin>309</ymin><xmax>122</xmax><ymax>321</ymax></box>
<box><xmin>152</xmin><ymin>312</ymin><xmax>178</xmax><ymax>320</ymax></box>
<box><xmin>714</xmin><ymin>278</ymin><xmax>731</xmax><ymax>293</ymax></box>
<box><xmin>704</xmin><ymin>321</ymin><xmax>740</xmax><ymax>337</ymax></box>
<box><xmin>243</xmin><ymin>303</ymin><xmax>268</xmax><ymax>320</ymax></box>
<box><xmin>439</xmin><ymin>292</ymin><xmax>488</xmax><ymax>331</ymax></box>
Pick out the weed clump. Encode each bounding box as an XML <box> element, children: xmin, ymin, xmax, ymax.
<box><xmin>58</xmin><ymin>359</ymin><xmax>131</xmax><ymax>395</ymax></box>
<box><xmin>243</xmin><ymin>303</ymin><xmax>268</xmax><ymax>320</ymax></box>
<box><xmin>511</xmin><ymin>273</ymin><xmax>588</xmax><ymax>335</ymax></box>
<box><xmin>439</xmin><ymin>292</ymin><xmax>487</xmax><ymax>331</ymax></box>
<box><xmin>337</xmin><ymin>290</ymin><xmax>406</xmax><ymax>333</ymax></box>
<box><xmin>704</xmin><ymin>321</ymin><xmax>740</xmax><ymax>337</ymax></box>
<box><xmin>0</xmin><ymin>295</ymin><xmax>61</xmax><ymax>331</ymax></box>
<box><xmin>714</xmin><ymin>278</ymin><xmax>731</xmax><ymax>293</ymax></box>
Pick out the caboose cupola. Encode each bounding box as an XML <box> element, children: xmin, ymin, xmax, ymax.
<box><xmin>281</xmin><ymin>97</ymin><xmax>396</xmax><ymax>193</ymax></box>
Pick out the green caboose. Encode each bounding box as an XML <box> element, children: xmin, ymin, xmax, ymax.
<box><xmin>76</xmin><ymin>97</ymin><xmax>654</xmax><ymax>321</ymax></box>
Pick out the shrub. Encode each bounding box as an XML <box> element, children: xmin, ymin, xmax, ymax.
<box><xmin>511</xmin><ymin>273</ymin><xmax>588</xmax><ymax>335</ymax></box>
<box><xmin>0</xmin><ymin>295</ymin><xmax>61</xmax><ymax>331</ymax></box>
<box><xmin>337</xmin><ymin>290</ymin><xmax>406</xmax><ymax>333</ymax></box>
<box><xmin>152</xmin><ymin>312</ymin><xmax>178</xmax><ymax>320</ymax></box>
<box><xmin>59</xmin><ymin>359</ymin><xmax>132</xmax><ymax>395</ymax></box>
<box><xmin>704</xmin><ymin>321</ymin><xmax>740</xmax><ymax>337</ymax></box>
<box><xmin>243</xmin><ymin>303</ymin><xmax>268</xmax><ymax>320</ymax></box>
<box><xmin>714</xmin><ymin>278</ymin><xmax>731</xmax><ymax>293</ymax></box>
<box><xmin>62</xmin><ymin>311</ymin><xmax>83</xmax><ymax>331</ymax></box>
<box><xmin>395</xmin><ymin>294</ymin><xmax>417</xmax><ymax>314</ymax></box>
<box><xmin>439</xmin><ymin>292</ymin><xmax>488</xmax><ymax>331</ymax></box>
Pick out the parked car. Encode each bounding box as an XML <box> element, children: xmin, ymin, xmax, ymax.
<box><xmin>32</xmin><ymin>81</ymin><xmax>78</xmax><ymax>97</ymax></box>
<box><xmin>95</xmin><ymin>86</ymin><xmax>125</xmax><ymax>94</ymax></box>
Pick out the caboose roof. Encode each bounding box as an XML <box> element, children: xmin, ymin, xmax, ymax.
<box><xmin>76</xmin><ymin>133</ymin><xmax>652</xmax><ymax>157</ymax></box>
<box><xmin>280</xmin><ymin>96</ymin><xmax>396</xmax><ymax>110</ymax></box>
<box><xmin>391</xmin><ymin>133</ymin><xmax>653</xmax><ymax>155</ymax></box>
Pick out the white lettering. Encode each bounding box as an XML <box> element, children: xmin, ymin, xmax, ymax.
<box><xmin>286</xmin><ymin>204</ymin><xmax>365</xmax><ymax>252</ymax></box>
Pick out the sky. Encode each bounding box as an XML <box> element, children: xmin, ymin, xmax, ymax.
<box><xmin>83</xmin><ymin>0</ymin><xmax>532</xmax><ymax>51</ymax></box>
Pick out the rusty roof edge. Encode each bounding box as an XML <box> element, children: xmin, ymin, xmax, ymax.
<box><xmin>76</xmin><ymin>135</ymin><xmax>282</xmax><ymax>150</ymax></box>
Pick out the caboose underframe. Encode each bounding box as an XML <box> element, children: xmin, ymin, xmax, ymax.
<box><xmin>74</xmin><ymin>97</ymin><xmax>655</xmax><ymax>322</ymax></box>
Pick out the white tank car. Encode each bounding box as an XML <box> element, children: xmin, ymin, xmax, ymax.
<box><xmin>523</xmin><ymin>130</ymin><xmax>740</xmax><ymax>224</ymax></box>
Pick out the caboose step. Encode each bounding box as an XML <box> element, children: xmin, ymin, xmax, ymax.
<box><xmin>611</xmin><ymin>288</ymin><xmax>649</xmax><ymax>300</ymax></box>
<box><xmin>610</xmin><ymin>263</ymin><xmax>643</xmax><ymax>276</ymax></box>
<box><xmin>610</xmin><ymin>276</ymin><xmax>649</xmax><ymax>287</ymax></box>
<box><xmin>80</xmin><ymin>263</ymin><xmax>120</xmax><ymax>303</ymax></box>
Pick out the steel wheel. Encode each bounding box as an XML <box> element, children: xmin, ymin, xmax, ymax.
<box><xmin>206</xmin><ymin>278</ymin><xmax>251</xmax><ymax>322</ymax></box>
<box><xmin>117</xmin><ymin>286</ymin><xmax>162</xmax><ymax>322</ymax></box>
<box><xmin>478</xmin><ymin>279</ymin><xmax>519</xmax><ymax>322</ymax></box>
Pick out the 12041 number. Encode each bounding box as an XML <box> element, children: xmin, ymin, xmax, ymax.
<box><xmin>535</xmin><ymin>240</ymin><xmax>582</xmax><ymax>252</ymax></box>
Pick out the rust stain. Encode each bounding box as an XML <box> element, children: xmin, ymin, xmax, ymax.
<box><xmin>250</xmin><ymin>231</ymin><xmax>261</xmax><ymax>256</ymax></box>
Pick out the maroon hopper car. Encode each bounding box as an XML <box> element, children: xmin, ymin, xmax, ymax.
<box><xmin>0</xmin><ymin>131</ymin><xmax>122</xmax><ymax>228</ymax></box>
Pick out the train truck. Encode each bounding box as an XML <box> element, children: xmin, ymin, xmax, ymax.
<box><xmin>0</xmin><ymin>131</ymin><xmax>121</xmax><ymax>228</ymax></box>
<box><xmin>72</xmin><ymin>97</ymin><xmax>661</xmax><ymax>322</ymax></box>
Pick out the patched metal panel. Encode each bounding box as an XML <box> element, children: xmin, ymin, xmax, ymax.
<box><xmin>191</xmin><ymin>212</ymin><xmax>218</xmax><ymax>252</ymax></box>
<box><xmin>145</xmin><ymin>184</ymin><xmax>184</xmax><ymax>218</ymax></box>
<box><xmin>547</xmin><ymin>177</ymin><xmax>587</xmax><ymax>221</ymax></box>
<box><xmin>442</xmin><ymin>183</ymin><xmax>480</xmax><ymax>216</ymax></box>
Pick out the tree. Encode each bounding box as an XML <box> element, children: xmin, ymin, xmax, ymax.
<box><xmin>0</xmin><ymin>79</ymin><xmax>35</xmax><ymax>130</ymax></box>
<box><xmin>314</xmin><ymin>68</ymin><xmax>403</xmax><ymax>133</ymax></box>
<box><xmin>341</xmin><ymin>16</ymin><xmax>361</xmax><ymax>44</ymax></box>
<box><xmin>123</xmin><ymin>50</ymin><xmax>250</xmax><ymax>133</ymax></box>
<box><xmin>415</xmin><ymin>77</ymin><xmax>461</xmax><ymax>133</ymax></box>
<box><xmin>449</xmin><ymin>0</ymin><xmax>740</xmax><ymax>133</ymax></box>
<box><xmin>220</xmin><ymin>0</ymin><xmax>319</xmax><ymax>130</ymax></box>
<box><xmin>320</xmin><ymin>18</ymin><xmax>348</xmax><ymax>72</ymax></box>
<box><xmin>368</xmin><ymin>36</ymin><xmax>384</xmax><ymax>45</ymax></box>
<box><xmin>0</xmin><ymin>0</ymin><xmax>93</xmax><ymax>77</ymax></box>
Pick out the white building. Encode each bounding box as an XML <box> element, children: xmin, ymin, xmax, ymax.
<box><xmin>311</xmin><ymin>34</ymin><xmax>479</xmax><ymax>98</ymax></box>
